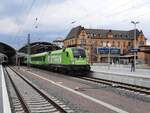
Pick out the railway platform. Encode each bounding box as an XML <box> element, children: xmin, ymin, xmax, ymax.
<box><xmin>0</xmin><ymin>65</ymin><xmax>3</xmax><ymax>113</ymax></box>
<box><xmin>91</xmin><ymin>64</ymin><xmax>150</xmax><ymax>88</ymax></box>
<box><xmin>0</xmin><ymin>65</ymin><xmax>11</xmax><ymax>113</ymax></box>
<box><xmin>91</xmin><ymin>64</ymin><xmax>150</xmax><ymax>78</ymax></box>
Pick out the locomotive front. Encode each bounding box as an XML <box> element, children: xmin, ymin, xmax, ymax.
<box><xmin>68</xmin><ymin>47</ymin><xmax>90</xmax><ymax>72</ymax></box>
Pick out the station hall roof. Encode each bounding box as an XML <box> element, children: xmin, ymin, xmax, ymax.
<box><xmin>0</xmin><ymin>42</ymin><xmax>16</xmax><ymax>57</ymax></box>
<box><xmin>65</xmin><ymin>26</ymin><xmax>142</xmax><ymax>40</ymax></box>
<box><xmin>18</xmin><ymin>42</ymin><xmax>60</xmax><ymax>54</ymax></box>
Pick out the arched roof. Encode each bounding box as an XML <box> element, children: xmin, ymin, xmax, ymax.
<box><xmin>0</xmin><ymin>42</ymin><xmax>16</xmax><ymax>57</ymax></box>
<box><xmin>18</xmin><ymin>42</ymin><xmax>60</xmax><ymax>54</ymax></box>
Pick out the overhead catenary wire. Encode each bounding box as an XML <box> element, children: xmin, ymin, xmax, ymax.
<box><xmin>105</xmin><ymin>0</ymin><xmax>150</xmax><ymax>18</ymax></box>
<box><xmin>17</xmin><ymin>0</ymin><xmax>36</xmax><ymax>35</ymax></box>
<box><xmin>72</xmin><ymin>0</ymin><xmax>135</xmax><ymax>24</ymax></box>
<box><xmin>12</xmin><ymin>0</ymin><xmax>36</xmax><ymax>49</ymax></box>
<box><xmin>73</xmin><ymin>0</ymin><xmax>150</xmax><ymax>28</ymax></box>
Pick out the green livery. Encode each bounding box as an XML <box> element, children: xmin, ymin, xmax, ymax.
<box><xmin>31</xmin><ymin>52</ymin><xmax>49</xmax><ymax>65</ymax></box>
<box><xmin>28</xmin><ymin>47</ymin><xmax>90</xmax><ymax>73</ymax></box>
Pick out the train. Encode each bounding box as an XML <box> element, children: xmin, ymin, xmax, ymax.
<box><xmin>0</xmin><ymin>53</ymin><xmax>8</xmax><ymax>64</ymax></box>
<box><xmin>25</xmin><ymin>47</ymin><xmax>90</xmax><ymax>74</ymax></box>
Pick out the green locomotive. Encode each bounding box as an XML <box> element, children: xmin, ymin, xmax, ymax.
<box><xmin>29</xmin><ymin>47</ymin><xmax>90</xmax><ymax>73</ymax></box>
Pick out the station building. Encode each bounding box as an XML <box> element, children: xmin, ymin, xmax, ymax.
<box><xmin>138</xmin><ymin>45</ymin><xmax>150</xmax><ymax>65</ymax></box>
<box><xmin>64</xmin><ymin>26</ymin><xmax>148</xmax><ymax>64</ymax></box>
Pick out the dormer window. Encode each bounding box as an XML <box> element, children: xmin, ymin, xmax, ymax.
<box><xmin>98</xmin><ymin>34</ymin><xmax>102</xmax><ymax>37</ymax></box>
<box><xmin>108</xmin><ymin>34</ymin><xmax>113</xmax><ymax>38</ymax></box>
<box><xmin>114</xmin><ymin>34</ymin><xmax>117</xmax><ymax>38</ymax></box>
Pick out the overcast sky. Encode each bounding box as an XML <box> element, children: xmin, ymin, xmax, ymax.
<box><xmin>0</xmin><ymin>0</ymin><xmax>150</xmax><ymax>49</ymax></box>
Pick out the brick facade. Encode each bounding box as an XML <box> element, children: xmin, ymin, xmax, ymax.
<box><xmin>64</xmin><ymin>26</ymin><xmax>147</xmax><ymax>64</ymax></box>
<box><xmin>138</xmin><ymin>46</ymin><xmax>150</xmax><ymax>65</ymax></box>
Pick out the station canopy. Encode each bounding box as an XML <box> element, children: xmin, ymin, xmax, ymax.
<box><xmin>18</xmin><ymin>42</ymin><xmax>60</xmax><ymax>54</ymax></box>
<box><xmin>0</xmin><ymin>42</ymin><xmax>16</xmax><ymax>57</ymax></box>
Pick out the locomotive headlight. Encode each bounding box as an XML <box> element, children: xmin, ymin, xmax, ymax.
<box><xmin>71</xmin><ymin>60</ymin><xmax>75</xmax><ymax>64</ymax></box>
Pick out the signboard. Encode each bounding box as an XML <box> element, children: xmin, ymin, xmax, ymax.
<box><xmin>130</xmin><ymin>49</ymin><xmax>139</xmax><ymax>52</ymax></box>
<box><xmin>97</xmin><ymin>47</ymin><xmax>120</xmax><ymax>54</ymax></box>
<box><xmin>111</xmin><ymin>48</ymin><xmax>120</xmax><ymax>54</ymax></box>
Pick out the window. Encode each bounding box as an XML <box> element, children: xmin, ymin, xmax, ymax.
<box><xmin>108</xmin><ymin>34</ymin><xmax>113</xmax><ymax>38</ymax></box>
<box><xmin>139</xmin><ymin>41</ymin><xmax>144</xmax><ymax>46</ymax></box>
<box><xmin>98</xmin><ymin>34</ymin><xmax>101</xmax><ymax>37</ymax></box>
<box><xmin>123</xmin><ymin>42</ymin><xmax>126</xmax><ymax>47</ymax></box>
<box><xmin>118</xmin><ymin>41</ymin><xmax>120</xmax><ymax>47</ymax></box>
<box><xmin>80</xmin><ymin>39</ymin><xmax>86</xmax><ymax>45</ymax></box>
<box><xmin>112</xmin><ymin>41</ymin><xmax>115</xmax><ymax>47</ymax></box>
<box><xmin>31</xmin><ymin>56</ymin><xmax>45</xmax><ymax>62</ymax></box>
<box><xmin>128</xmin><ymin>42</ymin><xmax>131</xmax><ymax>46</ymax></box>
<box><xmin>71</xmin><ymin>48</ymin><xmax>86</xmax><ymax>58</ymax></box>
<box><xmin>114</xmin><ymin>34</ymin><xmax>117</xmax><ymax>38</ymax></box>
<box><xmin>107</xmin><ymin>41</ymin><xmax>109</xmax><ymax>46</ymax></box>
<box><xmin>101</xmin><ymin>41</ymin><xmax>103</xmax><ymax>47</ymax></box>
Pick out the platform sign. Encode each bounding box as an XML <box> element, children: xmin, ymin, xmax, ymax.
<box><xmin>98</xmin><ymin>47</ymin><xmax>109</xmax><ymax>54</ymax></box>
<box><xmin>130</xmin><ymin>49</ymin><xmax>139</xmax><ymax>52</ymax></box>
<box><xmin>111</xmin><ymin>48</ymin><xmax>120</xmax><ymax>54</ymax></box>
<box><xmin>97</xmin><ymin>47</ymin><xmax>120</xmax><ymax>54</ymax></box>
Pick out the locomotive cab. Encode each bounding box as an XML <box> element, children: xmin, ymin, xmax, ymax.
<box><xmin>70</xmin><ymin>47</ymin><xmax>87</xmax><ymax>65</ymax></box>
<box><xmin>63</xmin><ymin>47</ymin><xmax>90</xmax><ymax>72</ymax></box>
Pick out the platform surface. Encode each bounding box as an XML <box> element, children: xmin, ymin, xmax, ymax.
<box><xmin>91</xmin><ymin>64</ymin><xmax>150</xmax><ymax>88</ymax></box>
<box><xmin>0</xmin><ymin>65</ymin><xmax>4</xmax><ymax>113</ymax></box>
<box><xmin>91</xmin><ymin>64</ymin><xmax>150</xmax><ymax>79</ymax></box>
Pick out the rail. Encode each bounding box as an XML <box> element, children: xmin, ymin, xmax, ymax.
<box><xmin>5</xmin><ymin>66</ymin><xmax>70</xmax><ymax>113</ymax></box>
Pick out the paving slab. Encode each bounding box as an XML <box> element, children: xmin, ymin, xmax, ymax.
<box><xmin>91</xmin><ymin>65</ymin><xmax>150</xmax><ymax>88</ymax></box>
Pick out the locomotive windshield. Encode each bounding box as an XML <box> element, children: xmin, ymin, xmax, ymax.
<box><xmin>71</xmin><ymin>48</ymin><xmax>86</xmax><ymax>58</ymax></box>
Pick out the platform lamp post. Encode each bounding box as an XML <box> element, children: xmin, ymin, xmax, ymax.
<box><xmin>16</xmin><ymin>50</ymin><xmax>18</xmax><ymax>66</ymax></box>
<box><xmin>27</xmin><ymin>33</ymin><xmax>31</xmax><ymax>69</ymax></box>
<box><xmin>131</xmin><ymin>21</ymin><xmax>139</xmax><ymax>71</ymax></box>
<box><xmin>108</xmin><ymin>43</ymin><xmax>111</xmax><ymax>70</ymax></box>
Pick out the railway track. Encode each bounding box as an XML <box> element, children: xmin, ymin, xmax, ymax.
<box><xmin>78</xmin><ymin>76</ymin><xmax>150</xmax><ymax>95</ymax></box>
<box><xmin>4</xmin><ymin>66</ymin><xmax>74</xmax><ymax>113</ymax></box>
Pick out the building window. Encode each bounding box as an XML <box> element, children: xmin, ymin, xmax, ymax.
<box><xmin>128</xmin><ymin>42</ymin><xmax>131</xmax><ymax>46</ymax></box>
<box><xmin>123</xmin><ymin>42</ymin><xmax>126</xmax><ymax>47</ymax></box>
<box><xmin>98</xmin><ymin>34</ymin><xmax>101</xmax><ymax>37</ymax></box>
<box><xmin>101</xmin><ymin>41</ymin><xmax>103</xmax><ymax>47</ymax></box>
<box><xmin>139</xmin><ymin>41</ymin><xmax>144</xmax><ymax>46</ymax></box>
<box><xmin>118</xmin><ymin>41</ymin><xmax>120</xmax><ymax>47</ymax></box>
<box><xmin>112</xmin><ymin>41</ymin><xmax>115</xmax><ymax>47</ymax></box>
<box><xmin>80</xmin><ymin>39</ymin><xmax>86</xmax><ymax>45</ymax></box>
<box><xmin>107</xmin><ymin>41</ymin><xmax>109</xmax><ymax>47</ymax></box>
<box><xmin>114</xmin><ymin>34</ymin><xmax>117</xmax><ymax>38</ymax></box>
<box><xmin>108</xmin><ymin>34</ymin><xmax>113</xmax><ymax>38</ymax></box>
